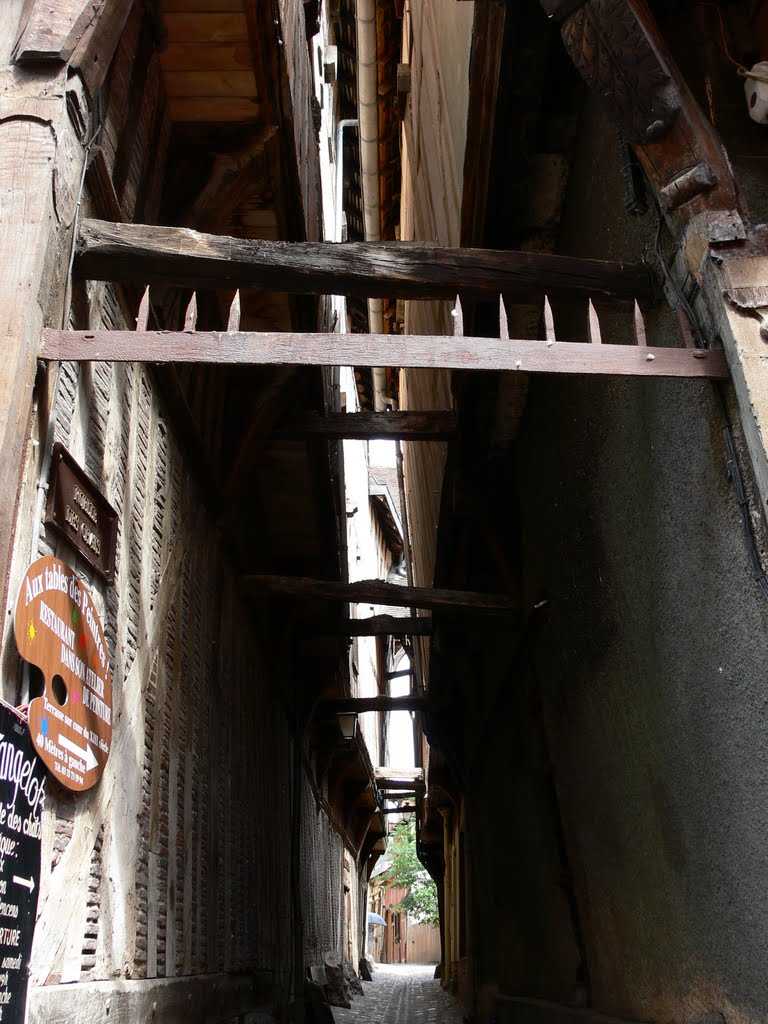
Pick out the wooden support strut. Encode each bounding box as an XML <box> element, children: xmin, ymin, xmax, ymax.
<box><xmin>241</xmin><ymin>574</ymin><xmax>518</xmax><ymax>613</ymax></box>
<box><xmin>318</xmin><ymin>696</ymin><xmax>429</xmax><ymax>714</ymax></box>
<box><xmin>310</xmin><ymin>614</ymin><xmax>433</xmax><ymax>637</ymax></box>
<box><xmin>74</xmin><ymin>218</ymin><xmax>654</xmax><ymax>302</ymax></box>
<box><xmin>274</xmin><ymin>411</ymin><xmax>456</xmax><ymax>441</ymax></box>
<box><xmin>40</xmin><ymin>327</ymin><xmax>729</xmax><ymax>379</ymax></box>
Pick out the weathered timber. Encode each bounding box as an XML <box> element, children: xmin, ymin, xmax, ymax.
<box><xmin>374</xmin><ymin>767</ymin><xmax>424</xmax><ymax>782</ymax></box>
<box><xmin>381</xmin><ymin>805</ymin><xmax>416</xmax><ymax>814</ymax></box>
<box><xmin>462</xmin><ymin>0</ymin><xmax>507</xmax><ymax>247</ymax></box>
<box><xmin>313</xmin><ymin>614</ymin><xmax>433</xmax><ymax>636</ymax></box>
<box><xmin>274</xmin><ymin>411</ymin><xmax>456</xmax><ymax>441</ymax></box>
<box><xmin>545</xmin><ymin>0</ymin><xmax>740</xmax><ymax>232</ymax></box>
<box><xmin>14</xmin><ymin>0</ymin><xmax>97</xmax><ymax>62</ymax></box>
<box><xmin>75</xmin><ymin>218</ymin><xmax>654</xmax><ymax>302</ymax></box>
<box><xmin>241</xmin><ymin>575</ymin><xmax>518</xmax><ymax>613</ymax></box>
<box><xmin>0</xmin><ymin>70</ymin><xmax>84</xmax><ymax>620</ymax></box>
<box><xmin>386</xmin><ymin>667</ymin><xmax>412</xmax><ymax>680</ymax></box>
<box><xmin>41</xmin><ymin>328</ymin><xmax>730</xmax><ymax>380</ymax></box>
<box><xmin>375</xmin><ymin>767</ymin><xmax>425</xmax><ymax>792</ymax></box>
<box><xmin>318</xmin><ymin>696</ymin><xmax>429</xmax><ymax>714</ymax></box>
<box><xmin>71</xmin><ymin>1</ymin><xmax>136</xmax><ymax>96</ymax></box>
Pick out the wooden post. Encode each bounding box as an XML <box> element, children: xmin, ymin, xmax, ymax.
<box><xmin>0</xmin><ymin>66</ymin><xmax>90</xmax><ymax>640</ymax></box>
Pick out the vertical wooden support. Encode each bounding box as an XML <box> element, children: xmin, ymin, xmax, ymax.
<box><xmin>0</xmin><ymin>69</ymin><xmax>87</xmax><ymax>634</ymax></box>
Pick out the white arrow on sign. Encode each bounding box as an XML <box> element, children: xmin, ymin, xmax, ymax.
<box><xmin>58</xmin><ymin>734</ymin><xmax>99</xmax><ymax>772</ymax></box>
<box><xmin>12</xmin><ymin>875</ymin><xmax>34</xmax><ymax>893</ymax></box>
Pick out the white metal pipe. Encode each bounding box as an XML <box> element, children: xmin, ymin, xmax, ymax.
<box><xmin>355</xmin><ymin>0</ymin><xmax>387</xmax><ymax>409</ymax></box>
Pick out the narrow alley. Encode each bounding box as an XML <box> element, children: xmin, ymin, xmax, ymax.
<box><xmin>332</xmin><ymin>965</ymin><xmax>463</xmax><ymax>1024</ymax></box>
<box><xmin>4</xmin><ymin>2</ymin><xmax>768</xmax><ymax>1024</ymax></box>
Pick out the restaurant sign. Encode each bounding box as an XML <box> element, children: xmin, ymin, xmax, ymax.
<box><xmin>15</xmin><ymin>557</ymin><xmax>112</xmax><ymax>792</ymax></box>
<box><xmin>44</xmin><ymin>444</ymin><xmax>118</xmax><ymax>584</ymax></box>
<box><xmin>0</xmin><ymin>702</ymin><xmax>45</xmax><ymax>1024</ymax></box>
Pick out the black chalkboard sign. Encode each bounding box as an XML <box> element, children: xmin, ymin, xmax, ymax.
<box><xmin>0</xmin><ymin>702</ymin><xmax>45</xmax><ymax>1023</ymax></box>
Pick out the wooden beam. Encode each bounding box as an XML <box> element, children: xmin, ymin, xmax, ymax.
<box><xmin>313</xmin><ymin>614</ymin><xmax>433</xmax><ymax>636</ymax></box>
<box><xmin>386</xmin><ymin>668</ymin><xmax>412</xmax><ymax>680</ymax></box>
<box><xmin>0</xmin><ymin>70</ymin><xmax>85</xmax><ymax>622</ymax></box>
<box><xmin>74</xmin><ymin>218</ymin><xmax>654</xmax><ymax>302</ymax></box>
<box><xmin>41</xmin><ymin>328</ymin><xmax>730</xmax><ymax>380</ymax></box>
<box><xmin>381</xmin><ymin>805</ymin><xmax>416</xmax><ymax>814</ymax></box>
<box><xmin>13</xmin><ymin>0</ymin><xmax>97</xmax><ymax>63</ymax></box>
<box><xmin>71</xmin><ymin>1</ymin><xmax>136</xmax><ymax>97</ymax></box>
<box><xmin>241</xmin><ymin>574</ymin><xmax>518</xmax><ymax>613</ymax></box>
<box><xmin>318</xmin><ymin>696</ymin><xmax>429</xmax><ymax>714</ymax></box>
<box><xmin>374</xmin><ymin>767</ymin><xmax>425</xmax><ymax>792</ymax></box>
<box><xmin>461</xmin><ymin>0</ymin><xmax>507</xmax><ymax>248</ymax></box>
<box><xmin>375</xmin><ymin>767</ymin><xmax>424</xmax><ymax>782</ymax></box>
<box><xmin>275</xmin><ymin>411</ymin><xmax>456</xmax><ymax>441</ymax></box>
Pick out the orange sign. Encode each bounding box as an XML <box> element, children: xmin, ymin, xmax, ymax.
<box><xmin>14</xmin><ymin>557</ymin><xmax>112</xmax><ymax>792</ymax></box>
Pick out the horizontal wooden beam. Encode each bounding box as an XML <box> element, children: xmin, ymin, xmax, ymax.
<box><xmin>274</xmin><ymin>411</ymin><xmax>456</xmax><ymax>441</ymax></box>
<box><xmin>375</xmin><ymin>768</ymin><xmax>424</xmax><ymax>782</ymax></box>
<box><xmin>40</xmin><ymin>329</ymin><xmax>730</xmax><ymax>380</ymax></box>
<box><xmin>74</xmin><ymin>218</ymin><xmax>654</xmax><ymax>302</ymax></box>
<box><xmin>242</xmin><ymin>574</ymin><xmax>518</xmax><ymax>613</ymax></box>
<box><xmin>381</xmin><ymin>805</ymin><xmax>416</xmax><ymax>814</ymax></box>
<box><xmin>318</xmin><ymin>696</ymin><xmax>429</xmax><ymax>714</ymax></box>
<box><xmin>386</xmin><ymin>668</ymin><xmax>412</xmax><ymax>680</ymax></box>
<box><xmin>376</xmin><ymin>783</ymin><xmax>425</xmax><ymax>792</ymax></box>
<box><xmin>313</xmin><ymin>614</ymin><xmax>433</xmax><ymax>636</ymax></box>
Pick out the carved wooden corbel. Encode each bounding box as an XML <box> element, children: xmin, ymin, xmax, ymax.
<box><xmin>540</xmin><ymin>0</ymin><xmax>741</xmax><ymax>232</ymax></box>
<box><xmin>546</xmin><ymin>0</ymin><xmax>680</xmax><ymax>144</ymax></box>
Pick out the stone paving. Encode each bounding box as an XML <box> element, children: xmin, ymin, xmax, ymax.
<box><xmin>332</xmin><ymin>963</ymin><xmax>464</xmax><ymax>1024</ymax></box>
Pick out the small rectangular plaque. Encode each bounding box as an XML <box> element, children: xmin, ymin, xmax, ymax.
<box><xmin>44</xmin><ymin>444</ymin><xmax>118</xmax><ymax>584</ymax></box>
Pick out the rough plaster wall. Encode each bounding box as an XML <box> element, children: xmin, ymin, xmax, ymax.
<box><xmin>465</xmin><ymin>656</ymin><xmax>583</xmax><ymax>1016</ymax></box>
<box><xmin>514</xmin><ymin>96</ymin><xmax>768</xmax><ymax>1024</ymax></box>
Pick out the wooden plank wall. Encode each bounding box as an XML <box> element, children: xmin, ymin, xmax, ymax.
<box><xmin>398</xmin><ymin>0</ymin><xmax>472</xmax><ymax>595</ymax></box>
<box><xmin>278</xmin><ymin>0</ymin><xmax>322</xmax><ymax>241</ymax></box>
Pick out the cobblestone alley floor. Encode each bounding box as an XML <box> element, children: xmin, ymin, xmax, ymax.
<box><xmin>332</xmin><ymin>963</ymin><xmax>464</xmax><ymax>1024</ymax></box>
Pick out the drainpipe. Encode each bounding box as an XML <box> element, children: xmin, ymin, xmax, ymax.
<box><xmin>355</xmin><ymin>0</ymin><xmax>388</xmax><ymax>411</ymax></box>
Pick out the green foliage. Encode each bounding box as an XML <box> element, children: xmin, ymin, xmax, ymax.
<box><xmin>386</xmin><ymin>820</ymin><xmax>439</xmax><ymax>927</ymax></box>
